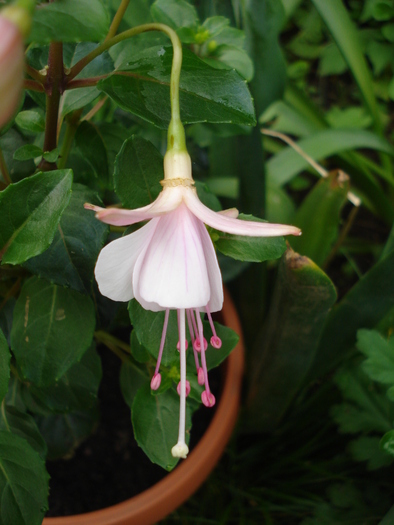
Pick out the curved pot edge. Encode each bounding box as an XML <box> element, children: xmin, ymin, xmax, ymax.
<box><xmin>43</xmin><ymin>288</ymin><xmax>245</xmax><ymax>525</ymax></box>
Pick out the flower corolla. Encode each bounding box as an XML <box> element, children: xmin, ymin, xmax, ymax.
<box><xmin>85</xmin><ymin>150</ymin><xmax>301</xmax><ymax>458</ymax></box>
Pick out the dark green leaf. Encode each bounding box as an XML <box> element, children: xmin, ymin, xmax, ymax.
<box><xmin>310</xmin><ymin>249</ymin><xmax>394</xmax><ymax>379</ymax></box>
<box><xmin>151</xmin><ymin>0</ymin><xmax>199</xmax><ymax>30</ymax></box>
<box><xmin>350</xmin><ymin>436</ymin><xmax>393</xmax><ymax>470</ymax></box>
<box><xmin>42</xmin><ymin>148</ymin><xmax>60</xmax><ymax>163</ymax></box>
<box><xmin>28</xmin><ymin>0</ymin><xmax>110</xmax><ymax>43</ymax></box>
<box><xmin>11</xmin><ymin>277</ymin><xmax>96</xmax><ymax>387</ymax></box>
<box><xmin>130</xmin><ymin>330</ymin><xmax>151</xmax><ymax>364</ymax></box>
<box><xmin>0</xmin><ymin>431</ymin><xmax>49</xmax><ymax>525</ymax></box>
<box><xmin>247</xmin><ymin>249</ymin><xmax>337</xmax><ymax>431</ymax></box>
<box><xmin>195</xmin><ymin>181</ymin><xmax>222</xmax><ymax>212</ymax></box>
<box><xmin>13</xmin><ymin>144</ymin><xmax>43</xmax><ymax>161</ymax></box>
<box><xmin>75</xmin><ymin>121</ymin><xmax>109</xmax><ymax>182</ymax></box>
<box><xmin>35</xmin><ymin>404</ymin><xmax>99</xmax><ymax>460</ymax></box>
<box><xmin>0</xmin><ymin>129</ymin><xmax>35</xmax><ymax>184</ymax></box>
<box><xmin>27</xmin><ymin>343</ymin><xmax>102</xmax><ymax>413</ymax></box>
<box><xmin>61</xmin><ymin>44</ymin><xmax>114</xmax><ymax>117</ymax></box>
<box><xmin>331</xmin><ymin>366</ymin><xmax>392</xmax><ymax>434</ymax></box>
<box><xmin>290</xmin><ymin>171</ymin><xmax>349</xmax><ymax>266</ymax></box>
<box><xmin>0</xmin><ymin>170</ymin><xmax>73</xmax><ymax>265</ymax></box>
<box><xmin>120</xmin><ymin>357</ymin><xmax>149</xmax><ymax>408</ymax></box>
<box><xmin>128</xmin><ymin>300</ymin><xmax>179</xmax><ymax>366</ymax></box>
<box><xmin>114</xmin><ymin>136</ymin><xmax>163</xmax><ymax>208</ymax></box>
<box><xmin>24</xmin><ymin>184</ymin><xmax>109</xmax><ymax>293</ymax></box>
<box><xmin>0</xmin><ymin>405</ymin><xmax>47</xmax><ymax>459</ymax></box>
<box><xmin>213</xmin><ymin>214</ymin><xmax>286</xmax><ymax>262</ymax></box>
<box><xmin>357</xmin><ymin>329</ymin><xmax>394</xmax><ymax>387</ymax></box>
<box><xmin>15</xmin><ymin>110</ymin><xmax>45</xmax><ymax>133</ymax></box>
<box><xmin>98</xmin><ymin>46</ymin><xmax>255</xmax><ymax>129</ymax></box>
<box><xmin>0</xmin><ymin>330</ymin><xmax>11</xmax><ymax>402</ymax></box>
<box><xmin>132</xmin><ymin>384</ymin><xmax>192</xmax><ymax>470</ymax></box>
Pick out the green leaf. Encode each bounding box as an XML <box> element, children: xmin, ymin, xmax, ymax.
<box><xmin>151</xmin><ymin>0</ymin><xmax>199</xmax><ymax>30</ymax></box>
<box><xmin>26</xmin><ymin>343</ymin><xmax>102</xmax><ymax>413</ymax></box>
<box><xmin>0</xmin><ymin>431</ymin><xmax>49</xmax><ymax>525</ymax></box>
<box><xmin>267</xmin><ymin>128</ymin><xmax>394</xmax><ymax>187</ymax></box>
<box><xmin>24</xmin><ymin>184</ymin><xmax>108</xmax><ymax>293</ymax></box>
<box><xmin>244</xmin><ymin>0</ymin><xmax>286</xmax><ymax>114</ymax></box>
<box><xmin>75</xmin><ymin>121</ymin><xmax>109</xmax><ymax>182</ymax></box>
<box><xmin>60</xmin><ymin>44</ymin><xmax>114</xmax><ymax>118</ymax></box>
<box><xmin>132</xmin><ymin>384</ymin><xmax>192</xmax><ymax>470</ymax></box>
<box><xmin>350</xmin><ymin>436</ymin><xmax>393</xmax><ymax>470</ymax></box>
<box><xmin>0</xmin><ymin>170</ymin><xmax>73</xmax><ymax>265</ymax></box>
<box><xmin>311</xmin><ymin>0</ymin><xmax>381</xmax><ymax>132</ymax></box>
<box><xmin>42</xmin><ymin>148</ymin><xmax>60</xmax><ymax>163</ymax></box>
<box><xmin>0</xmin><ymin>129</ymin><xmax>35</xmax><ymax>184</ymax></box>
<box><xmin>13</xmin><ymin>144</ymin><xmax>43</xmax><ymax>161</ymax></box>
<box><xmin>120</xmin><ymin>357</ymin><xmax>149</xmax><ymax>408</ymax></box>
<box><xmin>28</xmin><ymin>0</ymin><xmax>110</xmax><ymax>44</ymax></box>
<box><xmin>357</xmin><ymin>329</ymin><xmax>394</xmax><ymax>387</ymax></box>
<box><xmin>11</xmin><ymin>277</ymin><xmax>96</xmax><ymax>387</ymax></box>
<box><xmin>213</xmin><ymin>45</ymin><xmax>254</xmax><ymax>82</ymax></box>
<box><xmin>309</xmin><ymin>249</ymin><xmax>394</xmax><ymax>379</ymax></box>
<box><xmin>35</xmin><ymin>404</ymin><xmax>99</xmax><ymax>460</ymax></box>
<box><xmin>114</xmin><ymin>136</ymin><xmax>163</xmax><ymax>208</ymax></box>
<box><xmin>130</xmin><ymin>330</ymin><xmax>151</xmax><ymax>364</ymax></box>
<box><xmin>331</xmin><ymin>365</ymin><xmax>392</xmax><ymax>434</ymax></box>
<box><xmin>290</xmin><ymin>171</ymin><xmax>349</xmax><ymax>266</ymax></box>
<box><xmin>128</xmin><ymin>300</ymin><xmax>179</xmax><ymax>366</ymax></box>
<box><xmin>98</xmin><ymin>46</ymin><xmax>256</xmax><ymax>129</ymax></box>
<box><xmin>246</xmin><ymin>248</ymin><xmax>337</xmax><ymax>430</ymax></box>
<box><xmin>380</xmin><ymin>429</ymin><xmax>394</xmax><ymax>457</ymax></box>
<box><xmin>0</xmin><ymin>330</ymin><xmax>11</xmax><ymax>403</ymax></box>
<box><xmin>15</xmin><ymin>110</ymin><xmax>45</xmax><ymax>133</ymax></box>
<box><xmin>0</xmin><ymin>405</ymin><xmax>47</xmax><ymax>460</ymax></box>
<box><xmin>213</xmin><ymin>214</ymin><xmax>286</xmax><ymax>262</ymax></box>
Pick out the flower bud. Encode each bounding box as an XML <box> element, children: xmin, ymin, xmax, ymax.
<box><xmin>0</xmin><ymin>15</ymin><xmax>24</xmax><ymax>129</ymax></box>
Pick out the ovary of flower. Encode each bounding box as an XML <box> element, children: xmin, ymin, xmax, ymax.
<box><xmin>85</xmin><ymin>149</ymin><xmax>301</xmax><ymax>459</ymax></box>
<box><xmin>0</xmin><ymin>16</ymin><xmax>24</xmax><ymax>129</ymax></box>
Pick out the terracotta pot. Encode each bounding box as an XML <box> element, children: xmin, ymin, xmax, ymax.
<box><xmin>43</xmin><ymin>288</ymin><xmax>244</xmax><ymax>525</ymax></box>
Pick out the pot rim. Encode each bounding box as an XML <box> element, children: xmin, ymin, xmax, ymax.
<box><xmin>43</xmin><ymin>288</ymin><xmax>244</xmax><ymax>525</ymax></box>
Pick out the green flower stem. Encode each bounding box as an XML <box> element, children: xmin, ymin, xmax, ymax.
<box><xmin>95</xmin><ymin>330</ymin><xmax>131</xmax><ymax>354</ymax></box>
<box><xmin>104</xmin><ymin>0</ymin><xmax>130</xmax><ymax>42</ymax></box>
<box><xmin>0</xmin><ymin>146</ymin><xmax>11</xmax><ymax>186</ymax></box>
<box><xmin>57</xmin><ymin>109</ymin><xmax>83</xmax><ymax>170</ymax></box>
<box><xmin>40</xmin><ymin>42</ymin><xmax>65</xmax><ymax>172</ymax></box>
<box><xmin>67</xmin><ymin>23</ymin><xmax>185</xmax><ymax>151</ymax></box>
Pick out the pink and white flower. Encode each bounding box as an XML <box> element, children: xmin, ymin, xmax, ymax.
<box><xmin>85</xmin><ymin>150</ymin><xmax>301</xmax><ymax>459</ymax></box>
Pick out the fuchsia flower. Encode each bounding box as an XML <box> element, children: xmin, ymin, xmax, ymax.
<box><xmin>0</xmin><ymin>15</ymin><xmax>24</xmax><ymax>129</ymax></box>
<box><xmin>85</xmin><ymin>150</ymin><xmax>301</xmax><ymax>459</ymax></box>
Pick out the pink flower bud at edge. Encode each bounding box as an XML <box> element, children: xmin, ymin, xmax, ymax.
<box><xmin>0</xmin><ymin>16</ymin><xmax>25</xmax><ymax>129</ymax></box>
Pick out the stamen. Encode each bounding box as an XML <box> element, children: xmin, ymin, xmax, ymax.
<box><xmin>177</xmin><ymin>380</ymin><xmax>191</xmax><ymax>397</ymax></box>
<box><xmin>196</xmin><ymin>310</ymin><xmax>215</xmax><ymax>408</ymax></box>
<box><xmin>191</xmin><ymin>310</ymin><xmax>207</xmax><ymax>351</ymax></box>
<box><xmin>171</xmin><ymin>308</ymin><xmax>189</xmax><ymax>459</ymax></box>
<box><xmin>151</xmin><ymin>309</ymin><xmax>170</xmax><ymax>388</ymax></box>
<box><xmin>206</xmin><ymin>307</ymin><xmax>222</xmax><ymax>349</ymax></box>
<box><xmin>197</xmin><ymin>367</ymin><xmax>205</xmax><ymax>385</ymax></box>
<box><xmin>150</xmin><ymin>373</ymin><xmax>161</xmax><ymax>390</ymax></box>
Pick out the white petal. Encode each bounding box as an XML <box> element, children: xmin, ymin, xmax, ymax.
<box><xmin>196</xmin><ymin>221</ymin><xmax>223</xmax><ymax>313</ymax></box>
<box><xmin>133</xmin><ymin>204</ymin><xmax>211</xmax><ymax>311</ymax></box>
<box><xmin>184</xmin><ymin>189</ymin><xmax>301</xmax><ymax>237</ymax></box>
<box><xmin>95</xmin><ymin>220</ymin><xmax>158</xmax><ymax>302</ymax></box>
<box><xmin>84</xmin><ymin>187</ymin><xmax>184</xmax><ymax>226</ymax></box>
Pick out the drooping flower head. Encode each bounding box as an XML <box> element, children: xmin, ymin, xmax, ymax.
<box><xmin>85</xmin><ymin>148</ymin><xmax>301</xmax><ymax>459</ymax></box>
